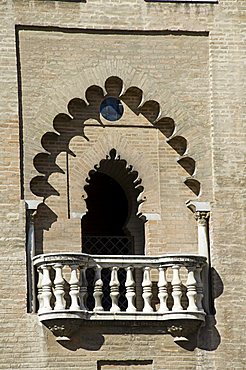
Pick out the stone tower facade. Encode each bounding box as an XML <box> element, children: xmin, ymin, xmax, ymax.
<box><xmin>0</xmin><ymin>0</ymin><xmax>245</xmax><ymax>369</ymax></box>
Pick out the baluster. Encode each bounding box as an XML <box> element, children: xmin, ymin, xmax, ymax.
<box><xmin>79</xmin><ymin>267</ymin><xmax>88</xmax><ymax>311</ymax></box>
<box><xmin>93</xmin><ymin>265</ymin><xmax>104</xmax><ymax>312</ymax></box>
<box><xmin>41</xmin><ymin>265</ymin><xmax>52</xmax><ymax>312</ymax></box>
<box><xmin>142</xmin><ymin>266</ymin><xmax>153</xmax><ymax>313</ymax></box>
<box><xmin>69</xmin><ymin>265</ymin><xmax>80</xmax><ymax>310</ymax></box>
<box><xmin>171</xmin><ymin>265</ymin><xmax>183</xmax><ymax>311</ymax></box>
<box><xmin>110</xmin><ymin>267</ymin><xmax>120</xmax><ymax>312</ymax></box>
<box><xmin>194</xmin><ymin>265</ymin><xmax>204</xmax><ymax>311</ymax></box>
<box><xmin>125</xmin><ymin>266</ymin><xmax>136</xmax><ymax>313</ymax></box>
<box><xmin>186</xmin><ymin>265</ymin><xmax>198</xmax><ymax>311</ymax></box>
<box><xmin>54</xmin><ymin>263</ymin><xmax>65</xmax><ymax>310</ymax></box>
<box><xmin>158</xmin><ymin>266</ymin><xmax>168</xmax><ymax>313</ymax></box>
<box><xmin>37</xmin><ymin>267</ymin><xmax>43</xmax><ymax>313</ymax></box>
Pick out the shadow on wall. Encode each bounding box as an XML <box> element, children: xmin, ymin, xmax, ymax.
<box><xmin>60</xmin><ymin>326</ymin><xmax>105</xmax><ymax>352</ymax></box>
<box><xmin>177</xmin><ymin>267</ymin><xmax>223</xmax><ymax>351</ymax></box>
<box><xmin>34</xmin><ymin>203</ymin><xmax>58</xmax><ymax>255</ymax></box>
<box><xmin>198</xmin><ymin>267</ymin><xmax>223</xmax><ymax>351</ymax></box>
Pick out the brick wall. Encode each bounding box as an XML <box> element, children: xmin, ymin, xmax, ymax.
<box><xmin>0</xmin><ymin>0</ymin><xmax>245</xmax><ymax>369</ymax></box>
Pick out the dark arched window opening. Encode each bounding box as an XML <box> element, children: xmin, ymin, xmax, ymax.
<box><xmin>81</xmin><ymin>150</ymin><xmax>146</xmax><ymax>311</ymax></box>
<box><xmin>82</xmin><ymin>172</ymin><xmax>133</xmax><ymax>255</ymax></box>
<box><xmin>81</xmin><ymin>149</ymin><xmax>145</xmax><ymax>256</ymax></box>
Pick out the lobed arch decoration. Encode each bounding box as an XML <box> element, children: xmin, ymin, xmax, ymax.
<box><xmin>30</xmin><ymin>76</ymin><xmax>201</xmax><ymax>202</ymax></box>
<box><xmin>82</xmin><ymin>148</ymin><xmax>146</xmax><ymax>255</ymax></box>
<box><xmin>83</xmin><ymin>148</ymin><xmax>145</xmax><ymax>218</ymax></box>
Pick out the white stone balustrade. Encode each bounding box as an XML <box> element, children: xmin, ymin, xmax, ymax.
<box><xmin>142</xmin><ymin>267</ymin><xmax>153</xmax><ymax>313</ymax></box>
<box><xmin>53</xmin><ymin>263</ymin><xmax>65</xmax><ymax>311</ymax></box>
<box><xmin>125</xmin><ymin>266</ymin><xmax>136</xmax><ymax>313</ymax></box>
<box><xmin>33</xmin><ymin>253</ymin><xmax>206</xmax><ymax>324</ymax></box>
<box><xmin>79</xmin><ymin>267</ymin><xmax>88</xmax><ymax>311</ymax></box>
<box><xmin>109</xmin><ymin>266</ymin><xmax>120</xmax><ymax>313</ymax></box>
<box><xmin>157</xmin><ymin>267</ymin><xmax>168</xmax><ymax>313</ymax></box>
<box><xmin>93</xmin><ymin>265</ymin><xmax>104</xmax><ymax>312</ymax></box>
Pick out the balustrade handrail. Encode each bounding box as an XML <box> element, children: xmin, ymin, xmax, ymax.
<box><xmin>33</xmin><ymin>252</ymin><xmax>206</xmax><ymax>269</ymax></box>
<box><xmin>32</xmin><ymin>252</ymin><xmax>207</xmax><ymax>341</ymax></box>
<box><xmin>33</xmin><ymin>252</ymin><xmax>207</xmax><ymax>323</ymax></box>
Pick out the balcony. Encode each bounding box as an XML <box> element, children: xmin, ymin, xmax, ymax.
<box><xmin>33</xmin><ymin>253</ymin><xmax>207</xmax><ymax>342</ymax></box>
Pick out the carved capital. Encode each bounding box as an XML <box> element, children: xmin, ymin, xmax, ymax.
<box><xmin>195</xmin><ymin>211</ymin><xmax>210</xmax><ymax>226</ymax></box>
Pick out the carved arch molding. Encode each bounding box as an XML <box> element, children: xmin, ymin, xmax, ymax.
<box><xmin>30</xmin><ymin>76</ymin><xmax>201</xmax><ymax>204</ymax></box>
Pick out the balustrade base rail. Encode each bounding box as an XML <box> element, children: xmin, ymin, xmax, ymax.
<box><xmin>33</xmin><ymin>252</ymin><xmax>207</xmax><ymax>341</ymax></box>
<box><xmin>38</xmin><ymin>310</ymin><xmax>205</xmax><ymax>325</ymax></box>
<box><xmin>39</xmin><ymin>310</ymin><xmax>205</xmax><ymax>342</ymax></box>
<box><xmin>38</xmin><ymin>309</ymin><xmax>205</xmax><ymax>321</ymax></box>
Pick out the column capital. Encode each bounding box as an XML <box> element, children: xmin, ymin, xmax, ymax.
<box><xmin>25</xmin><ymin>199</ymin><xmax>42</xmax><ymax>211</ymax></box>
<box><xmin>186</xmin><ymin>200</ymin><xmax>211</xmax><ymax>213</ymax></box>
<box><xmin>25</xmin><ymin>200</ymin><xmax>42</xmax><ymax>222</ymax></box>
<box><xmin>194</xmin><ymin>211</ymin><xmax>210</xmax><ymax>226</ymax></box>
<box><xmin>186</xmin><ymin>201</ymin><xmax>211</xmax><ymax>225</ymax></box>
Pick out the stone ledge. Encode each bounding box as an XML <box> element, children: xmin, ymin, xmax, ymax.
<box><xmin>39</xmin><ymin>310</ymin><xmax>205</xmax><ymax>341</ymax></box>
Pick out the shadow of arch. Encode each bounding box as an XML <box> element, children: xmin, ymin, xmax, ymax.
<box><xmin>30</xmin><ymin>176</ymin><xmax>60</xmax><ymax>199</ymax></box>
<box><xmin>178</xmin><ymin>157</ymin><xmax>196</xmax><ymax>176</ymax></box>
<box><xmin>184</xmin><ymin>178</ymin><xmax>200</xmax><ymax>197</ymax></box>
<box><xmin>175</xmin><ymin>267</ymin><xmax>223</xmax><ymax>351</ymax></box>
<box><xmin>138</xmin><ymin>100</ymin><xmax>161</xmax><ymax>122</ymax></box>
<box><xmin>167</xmin><ymin>136</ymin><xmax>187</xmax><ymax>156</ymax></box>
<box><xmin>34</xmin><ymin>203</ymin><xmax>58</xmax><ymax>255</ymax></box>
<box><xmin>30</xmin><ymin>75</ymin><xmax>202</xmax><ymax>204</ymax></box>
<box><xmin>155</xmin><ymin>117</ymin><xmax>175</xmax><ymax>138</ymax></box>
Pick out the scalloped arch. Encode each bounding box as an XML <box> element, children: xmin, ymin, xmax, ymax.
<box><xmin>30</xmin><ymin>76</ymin><xmax>201</xmax><ymax>200</ymax></box>
<box><xmin>84</xmin><ymin>148</ymin><xmax>145</xmax><ymax>216</ymax></box>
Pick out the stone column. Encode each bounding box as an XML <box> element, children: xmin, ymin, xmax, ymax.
<box><xmin>26</xmin><ymin>200</ymin><xmax>42</xmax><ymax>313</ymax></box>
<box><xmin>186</xmin><ymin>201</ymin><xmax>211</xmax><ymax>313</ymax></box>
<box><xmin>195</xmin><ymin>211</ymin><xmax>210</xmax><ymax>259</ymax></box>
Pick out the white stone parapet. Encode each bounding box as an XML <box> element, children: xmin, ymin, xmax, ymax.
<box><xmin>33</xmin><ymin>253</ymin><xmax>206</xmax><ymax>324</ymax></box>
